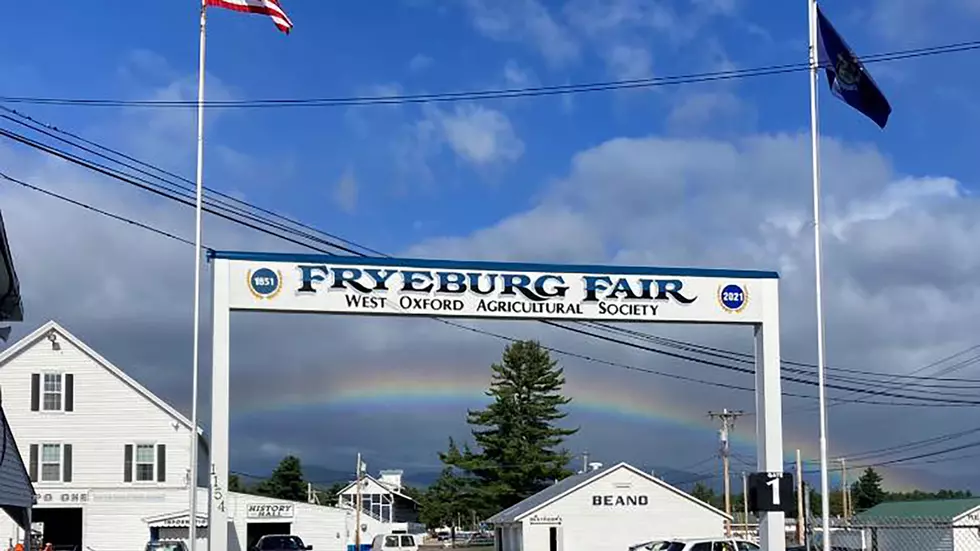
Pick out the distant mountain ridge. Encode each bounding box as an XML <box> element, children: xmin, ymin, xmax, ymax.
<box><xmin>238</xmin><ymin>462</ymin><xmax>707</xmax><ymax>491</ymax></box>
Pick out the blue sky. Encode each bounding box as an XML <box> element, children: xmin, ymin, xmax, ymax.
<box><xmin>3</xmin><ymin>0</ymin><xmax>980</xmax><ymax>491</ymax></box>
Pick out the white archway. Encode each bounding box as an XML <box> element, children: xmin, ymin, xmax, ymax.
<box><xmin>207</xmin><ymin>251</ymin><xmax>786</xmax><ymax>551</ymax></box>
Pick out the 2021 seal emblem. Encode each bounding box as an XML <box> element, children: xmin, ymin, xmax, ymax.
<box><xmin>718</xmin><ymin>283</ymin><xmax>748</xmax><ymax>314</ymax></box>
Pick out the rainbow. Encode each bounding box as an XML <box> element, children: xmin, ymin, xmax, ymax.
<box><xmin>237</xmin><ymin>367</ymin><xmax>926</xmax><ymax>489</ymax></box>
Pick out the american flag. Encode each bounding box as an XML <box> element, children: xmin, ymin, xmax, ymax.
<box><xmin>205</xmin><ymin>0</ymin><xmax>293</xmax><ymax>34</ymax></box>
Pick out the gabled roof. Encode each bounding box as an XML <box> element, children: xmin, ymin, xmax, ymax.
<box><xmin>857</xmin><ymin>498</ymin><xmax>980</xmax><ymax>521</ymax></box>
<box><xmin>0</xmin><ymin>399</ymin><xmax>35</xmax><ymax>529</ymax></box>
<box><xmin>487</xmin><ymin>462</ymin><xmax>732</xmax><ymax>524</ymax></box>
<box><xmin>337</xmin><ymin>473</ymin><xmax>418</xmax><ymax>503</ymax></box>
<box><xmin>0</xmin><ymin>320</ymin><xmax>208</xmax><ymax>449</ymax></box>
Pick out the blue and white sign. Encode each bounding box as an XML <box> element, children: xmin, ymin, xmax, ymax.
<box><xmin>247</xmin><ymin>268</ymin><xmax>282</xmax><ymax>300</ymax></box>
<box><xmin>221</xmin><ymin>253</ymin><xmax>773</xmax><ymax>323</ymax></box>
<box><xmin>718</xmin><ymin>283</ymin><xmax>748</xmax><ymax>313</ymax></box>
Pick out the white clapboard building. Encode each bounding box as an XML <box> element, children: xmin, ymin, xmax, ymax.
<box><xmin>0</xmin><ymin>320</ymin><xmax>353</xmax><ymax>551</ymax></box>
<box><xmin>487</xmin><ymin>462</ymin><xmax>731</xmax><ymax>551</ymax></box>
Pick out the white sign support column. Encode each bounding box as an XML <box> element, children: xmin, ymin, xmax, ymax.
<box><xmin>207</xmin><ymin>251</ymin><xmax>786</xmax><ymax>551</ymax></box>
<box><xmin>754</xmin><ymin>278</ymin><xmax>785</xmax><ymax>549</ymax></box>
<box><xmin>210</xmin><ymin>257</ymin><xmax>231</xmax><ymax>551</ymax></box>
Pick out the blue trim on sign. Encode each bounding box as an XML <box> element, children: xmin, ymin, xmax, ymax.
<box><xmin>210</xmin><ymin>250</ymin><xmax>779</xmax><ymax>279</ymax></box>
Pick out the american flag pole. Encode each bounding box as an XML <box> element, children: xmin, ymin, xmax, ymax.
<box><xmin>188</xmin><ymin>0</ymin><xmax>208</xmax><ymax>550</ymax></box>
<box><xmin>807</xmin><ymin>0</ymin><xmax>832</xmax><ymax>549</ymax></box>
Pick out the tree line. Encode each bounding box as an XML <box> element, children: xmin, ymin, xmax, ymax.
<box><xmin>690</xmin><ymin>466</ymin><xmax>973</xmax><ymax>517</ymax></box>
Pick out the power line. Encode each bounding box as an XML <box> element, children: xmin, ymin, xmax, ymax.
<box><xmin>0</xmin><ymin>106</ymin><xmax>383</xmax><ymax>257</ymax></box>
<box><xmin>7</xmin><ymin>118</ymin><xmax>980</xmax><ymax>479</ymax></box>
<box><xmin>2</xmin><ymin>39</ymin><xmax>980</xmax><ymax>109</ymax></box>
<box><xmin>841</xmin><ymin>425</ymin><xmax>980</xmax><ymax>461</ymax></box>
<box><xmin>5</xmin><ymin>120</ymin><xmax>977</xmax><ymax>408</ymax></box>
<box><xmin>0</xmin><ymin>126</ymin><xmax>363</xmax><ymax>257</ymax></box>
<box><xmin>0</xmin><ymin>169</ymin><xmax>196</xmax><ymax>247</ymax></box>
<box><xmin>587</xmin><ymin>321</ymin><xmax>980</xmax><ymax>386</ymax></box>
<box><xmin>4</xmin><ymin>114</ymin><xmax>979</xmax><ymax>409</ymax></box>
<box><xmin>542</xmin><ymin>321</ymin><xmax>980</xmax><ymax>406</ymax></box>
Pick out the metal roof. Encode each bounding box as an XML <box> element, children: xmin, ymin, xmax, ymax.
<box><xmin>0</xmin><ymin>210</ymin><xmax>23</xmax><ymax>322</ymax></box>
<box><xmin>0</xmin><ymin>397</ymin><xmax>35</xmax><ymax>529</ymax></box>
<box><xmin>486</xmin><ymin>462</ymin><xmax>731</xmax><ymax>524</ymax></box>
<box><xmin>857</xmin><ymin>498</ymin><xmax>980</xmax><ymax>521</ymax></box>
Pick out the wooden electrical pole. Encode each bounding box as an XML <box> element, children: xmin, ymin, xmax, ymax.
<box><xmin>709</xmin><ymin>409</ymin><xmax>745</xmax><ymax>536</ymax></box>
<box><xmin>840</xmin><ymin>457</ymin><xmax>850</xmax><ymax>520</ymax></box>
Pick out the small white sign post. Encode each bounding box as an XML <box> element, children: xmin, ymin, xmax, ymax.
<box><xmin>208</xmin><ymin>251</ymin><xmax>785</xmax><ymax>551</ymax></box>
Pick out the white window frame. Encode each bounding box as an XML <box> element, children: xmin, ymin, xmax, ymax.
<box><xmin>39</xmin><ymin>442</ymin><xmax>63</xmax><ymax>483</ymax></box>
<box><xmin>41</xmin><ymin>372</ymin><xmax>64</xmax><ymax>412</ymax></box>
<box><xmin>133</xmin><ymin>442</ymin><xmax>158</xmax><ymax>483</ymax></box>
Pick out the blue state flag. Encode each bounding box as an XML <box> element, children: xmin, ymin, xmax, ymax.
<box><xmin>816</xmin><ymin>6</ymin><xmax>892</xmax><ymax>128</ymax></box>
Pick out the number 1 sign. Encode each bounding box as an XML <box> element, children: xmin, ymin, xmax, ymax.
<box><xmin>748</xmin><ymin>472</ymin><xmax>796</xmax><ymax>514</ymax></box>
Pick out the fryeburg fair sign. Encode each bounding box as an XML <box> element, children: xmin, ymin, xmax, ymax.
<box><xmin>207</xmin><ymin>251</ymin><xmax>786</xmax><ymax>551</ymax></box>
<box><xmin>227</xmin><ymin>254</ymin><xmax>767</xmax><ymax>323</ymax></box>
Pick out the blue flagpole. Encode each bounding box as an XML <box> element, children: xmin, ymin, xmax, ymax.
<box><xmin>808</xmin><ymin>0</ymin><xmax>833</xmax><ymax>550</ymax></box>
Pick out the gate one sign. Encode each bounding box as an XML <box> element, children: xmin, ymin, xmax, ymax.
<box><xmin>747</xmin><ymin>472</ymin><xmax>795</xmax><ymax>514</ymax></box>
<box><xmin>228</xmin><ymin>253</ymin><xmax>769</xmax><ymax>323</ymax></box>
<box><xmin>208</xmin><ymin>251</ymin><xmax>786</xmax><ymax>551</ymax></box>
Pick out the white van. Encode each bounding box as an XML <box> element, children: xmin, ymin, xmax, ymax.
<box><xmin>370</xmin><ymin>534</ymin><xmax>419</xmax><ymax>551</ymax></box>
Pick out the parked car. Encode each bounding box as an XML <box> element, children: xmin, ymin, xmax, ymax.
<box><xmin>146</xmin><ymin>541</ymin><xmax>188</xmax><ymax>551</ymax></box>
<box><xmin>460</xmin><ymin>532</ymin><xmax>494</xmax><ymax>547</ymax></box>
<box><xmin>250</xmin><ymin>535</ymin><xmax>312</xmax><ymax>551</ymax></box>
<box><xmin>630</xmin><ymin>538</ymin><xmax>761</xmax><ymax>551</ymax></box>
<box><xmin>370</xmin><ymin>533</ymin><xmax>419</xmax><ymax>551</ymax></box>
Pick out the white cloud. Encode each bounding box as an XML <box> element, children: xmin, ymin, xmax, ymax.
<box><xmin>333</xmin><ymin>166</ymin><xmax>358</xmax><ymax>213</ymax></box>
<box><xmin>422</xmin><ymin>104</ymin><xmax>525</xmax><ymax>167</ymax></box>
<box><xmin>408</xmin><ymin>54</ymin><xmax>434</xmax><ymax>72</ymax></box>
<box><xmin>602</xmin><ymin>44</ymin><xmax>654</xmax><ymax>80</ymax></box>
<box><xmin>461</xmin><ymin>0</ymin><xmax>579</xmax><ymax>66</ymax></box>
<box><xmin>666</xmin><ymin>91</ymin><xmax>753</xmax><ymax>134</ymax></box>
<box><xmin>503</xmin><ymin>60</ymin><xmax>536</xmax><ymax>88</ymax></box>
<box><xmin>867</xmin><ymin>0</ymin><xmax>980</xmax><ymax>45</ymax></box>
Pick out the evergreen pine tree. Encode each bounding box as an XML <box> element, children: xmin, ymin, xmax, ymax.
<box><xmin>420</xmin><ymin>446</ymin><xmax>478</xmax><ymax>535</ymax></box>
<box><xmin>257</xmin><ymin>455</ymin><xmax>306</xmax><ymax>501</ymax></box>
<box><xmin>445</xmin><ymin>340</ymin><xmax>578</xmax><ymax>512</ymax></box>
<box><xmin>691</xmin><ymin>482</ymin><xmax>716</xmax><ymax>506</ymax></box>
<box><xmin>851</xmin><ymin>467</ymin><xmax>885</xmax><ymax>513</ymax></box>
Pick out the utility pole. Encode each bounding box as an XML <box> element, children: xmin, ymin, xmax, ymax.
<box><xmin>803</xmin><ymin>482</ymin><xmax>813</xmax><ymax>551</ymax></box>
<box><xmin>742</xmin><ymin>472</ymin><xmax>749</xmax><ymax>538</ymax></box>
<box><xmin>709</xmin><ymin>408</ymin><xmax>744</xmax><ymax>536</ymax></box>
<box><xmin>840</xmin><ymin>457</ymin><xmax>849</xmax><ymax>520</ymax></box>
<box><xmin>797</xmin><ymin>450</ymin><xmax>805</xmax><ymax>545</ymax></box>
<box><xmin>355</xmin><ymin>454</ymin><xmax>363</xmax><ymax>550</ymax></box>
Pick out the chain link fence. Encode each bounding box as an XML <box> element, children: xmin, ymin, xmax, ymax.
<box><xmin>800</xmin><ymin>516</ymin><xmax>980</xmax><ymax>551</ymax></box>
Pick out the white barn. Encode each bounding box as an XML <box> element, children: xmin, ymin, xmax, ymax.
<box><xmin>487</xmin><ymin>462</ymin><xmax>730</xmax><ymax>551</ymax></box>
<box><xmin>0</xmin><ymin>320</ymin><xmax>355</xmax><ymax>551</ymax></box>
